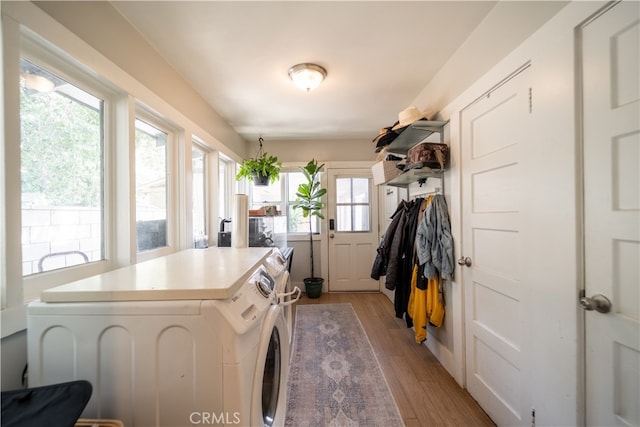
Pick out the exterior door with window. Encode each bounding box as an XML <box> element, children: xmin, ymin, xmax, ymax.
<box><xmin>327</xmin><ymin>169</ymin><xmax>379</xmax><ymax>292</ymax></box>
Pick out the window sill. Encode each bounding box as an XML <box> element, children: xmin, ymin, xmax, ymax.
<box><xmin>286</xmin><ymin>233</ymin><xmax>321</xmax><ymax>242</ymax></box>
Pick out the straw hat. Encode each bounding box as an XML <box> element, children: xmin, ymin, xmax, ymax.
<box><xmin>392</xmin><ymin>106</ymin><xmax>427</xmax><ymax>131</ymax></box>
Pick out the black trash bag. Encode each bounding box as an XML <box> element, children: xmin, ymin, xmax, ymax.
<box><xmin>1</xmin><ymin>380</ymin><xmax>92</xmax><ymax>427</ymax></box>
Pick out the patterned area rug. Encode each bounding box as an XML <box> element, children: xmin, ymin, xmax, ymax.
<box><xmin>285</xmin><ymin>303</ymin><xmax>404</xmax><ymax>426</ymax></box>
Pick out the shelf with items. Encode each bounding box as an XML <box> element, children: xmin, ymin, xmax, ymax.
<box><xmin>384</xmin><ymin>120</ymin><xmax>448</xmax><ymax>155</ymax></box>
<box><xmin>373</xmin><ymin>119</ymin><xmax>449</xmax><ymax>188</ymax></box>
<box><xmin>385</xmin><ymin>162</ymin><xmax>444</xmax><ymax>188</ymax></box>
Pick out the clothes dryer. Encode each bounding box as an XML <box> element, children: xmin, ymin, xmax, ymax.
<box><xmin>27</xmin><ymin>248</ymin><xmax>289</xmax><ymax>427</ymax></box>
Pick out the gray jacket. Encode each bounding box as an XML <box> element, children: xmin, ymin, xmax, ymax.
<box><xmin>415</xmin><ymin>194</ymin><xmax>454</xmax><ymax>280</ymax></box>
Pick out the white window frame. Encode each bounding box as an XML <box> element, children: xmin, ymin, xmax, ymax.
<box><xmin>334</xmin><ymin>176</ymin><xmax>372</xmax><ymax>233</ymax></box>
<box><xmin>219</xmin><ymin>154</ymin><xmax>235</xmax><ymax>221</ymax></box>
<box><xmin>241</xmin><ymin>166</ymin><xmax>323</xmax><ymax>241</ymax></box>
<box><xmin>18</xmin><ymin>32</ymin><xmax>118</xmax><ymax>304</ymax></box>
<box><xmin>133</xmin><ymin>108</ymin><xmax>179</xmax><ymax>262</ymax></box>
<box><xmin>283</xmin><ymin>168</ymin><xmax>322</xmax><ymax>239</ymax></box>
<box><xmin>1</xmin><ymin>2</ymin><xmax>253</xmax><ymax>340</ymax></box>
<box><xmin>190</xmin><ymin>138</ymin><xmax>211</xmax><ymax>248</ymax></box>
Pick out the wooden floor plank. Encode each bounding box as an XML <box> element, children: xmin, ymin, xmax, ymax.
<box><xmin>292</xmin><ymin>292</ymin><xmax>495</xmax><ymax>427</ymax></box>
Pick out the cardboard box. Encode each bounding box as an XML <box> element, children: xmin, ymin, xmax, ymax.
<box><xmin>372</xmin><ymin>160</ymin><xmax>402</xmax><ymax>185</ymax></box>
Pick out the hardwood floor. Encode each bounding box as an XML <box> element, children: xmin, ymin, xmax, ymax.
<box><xmin>291</xmin><ymin>292</ymin><xmax>495</xmax><ymax>427</ymax></box>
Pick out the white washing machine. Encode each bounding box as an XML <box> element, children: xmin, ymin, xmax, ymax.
<box><xmin>27</xmin><ymin>248</ymin><xmax>290</xmax><ymax>427</ymax></box>
<box><xmin>264</xmin><ymin>248</ymin><xmax>300</xmax><ymax>344</ymax></box>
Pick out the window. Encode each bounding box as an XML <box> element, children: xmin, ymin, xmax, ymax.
<box><xmin>20</xmin><ymin>58</ymin><xmax>105</xmax><ymax>275</ymax></box>
<box><xmin>252</xmin><ymin>177</ymin><xmax>282</xmax><ymax>209</ymax></box>
<box><xmin>244</xmin><ymin>171</ymin><xmax>320</xmax><ymax>234</ymax></box>
<box><xmin>287</xmin><ymin>172</ymin><xmax>319</xmax><ymax>234</ymax></box>
<box><xmin>135</xmin><ymin>118</ymin><xmax>168</xmax><ymax>252</ymax></box>
<box><xmin>335</xmin><ymin>177</ymin><xmax>371</xmax><ymax>232</ymax></box>
<box><xmin>192</xmin><ymin>144</ymin><xmax>207</xmax><ymax>247</ymax></box>
<box><xmin>219</xmin><ymin>156</ymin><xmax>234</xmax><ymax>220</ymax></box>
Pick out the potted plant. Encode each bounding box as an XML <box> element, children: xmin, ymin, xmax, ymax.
<box><xmin>235</xmin><ymin>137</ymin><xmax>282</xmax><ymax>185</ymax></box>
<box><xmin>292</xmin><ymin>159</ymin><xmax>327</xmax><ymax>298</ymax></box>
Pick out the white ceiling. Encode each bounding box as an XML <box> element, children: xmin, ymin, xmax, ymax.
<box><xmin>110</xmin><ymin>1</ymin><xmax>564</xmax><ymax>143</ymax></box>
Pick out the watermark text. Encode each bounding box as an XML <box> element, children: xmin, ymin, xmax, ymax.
<box><xmin>189</xmin><ymin>411</ymin><xmax>241</xmax><ymax>425</ymax></box>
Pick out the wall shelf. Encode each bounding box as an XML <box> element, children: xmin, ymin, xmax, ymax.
<box><xmin>385</xmin><ymin>120</ymin><xmax>448</xmax><ymax>154</ymax></box>
<box><xmin>376</xmin><ymin>119</ymin><xmax>449</xmax><ymax>188</ymax></box>
<box><xmin>385</xmin><ymin>163</ymin><xmax>443</xmax><ymax>188</ymax></box>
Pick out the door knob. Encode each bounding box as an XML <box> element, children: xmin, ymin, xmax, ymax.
<box><xmin>580</xmin><ymin>294</ymin><xmax>612</xmax><ymax>313</ymax></box>
<box><xmin>329</xmin><ymin>233</ymin><xmax>335</xmax><ymax>239</ymax></box>
<box><xmin>457</xmin><ymin>257</ymin><xmax>472</xmax><ymax>267</ymax></box>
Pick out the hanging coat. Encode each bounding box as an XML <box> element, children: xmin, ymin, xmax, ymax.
<box><xmin>384</xmin><ymin>200</ymin><xmax>411</xmax><ymax>290</ymax></box>
<box><xmin>426</xmin><ymin>274</ymin><xmax>445</xmax><ymax>328</ymax></box>
<box><xmin>415</xmin><ymin>194</ymin><xmax>454</xmax><ymax>280</ymax></box>
<box><xmin>407</xmin><ymin>264</ymin><xmax>427</xmax><ymax>344</ymax></box>
<box><xmin>394</xmin><ymin>198</ymin><xmax>424</xmax><ymax>324</ymax></box>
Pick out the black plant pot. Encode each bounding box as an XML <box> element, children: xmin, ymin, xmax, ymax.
<box><xmin>303</xmin><ymin>277</ymin><xmax>324</xmax><ymax>299</ymax></box>
<box><xmin>252</xmin><ymin>173</ymin><xmax>270</xmax><ymax>186</ymax></box>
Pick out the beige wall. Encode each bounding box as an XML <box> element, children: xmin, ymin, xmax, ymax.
<box><xmin>413</xmin><ymin>1</ymin><xmax>569</xmax><ymax>118</ymax></box>
<box><xmin>33</xmin><ymin>1</ymin><xmax>248</xmax><ymax>159</ymax></box>
<box><xmin>266</xmin><ymin>138</ymin><xmax>376</xmax><ymax>163</ymax></box>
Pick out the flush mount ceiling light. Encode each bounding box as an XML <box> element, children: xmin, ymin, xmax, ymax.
<box><xmin>20</xmin><ymin>72</ymin><xmax>55</xmax><ymax>92</ymax></box>
<box><xmin>288</xmin><ymin>63</ymin><xmax>327</xmax><ymax>92</ymax></box>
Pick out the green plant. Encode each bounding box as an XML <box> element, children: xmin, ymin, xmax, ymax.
<box><xmin>291</xmin><ymin>159</ymin><xmax>326</xmax><ymax>279</ymax></box>
<box><xmin>235</xmin><ymin>138</ymin><xmax>282</xmax><ymax>185</ymax></box>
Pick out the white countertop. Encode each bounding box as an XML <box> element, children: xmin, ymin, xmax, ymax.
<box><xmin>40</xmin><ymin>247</ymin><xmax>273</xmax><ymax>303</ymax></box>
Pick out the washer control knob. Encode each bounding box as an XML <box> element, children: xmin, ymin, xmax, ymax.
<box><xmin>256</xmin><ymin>276</ymin><xmax>272</xmax><ymax>298</ymax></box>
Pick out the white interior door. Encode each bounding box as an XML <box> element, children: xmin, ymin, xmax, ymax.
<box><xmin>460</xmin><ymin>65</ymin><xmax>531</xmax><ymax>426</ymax></box>
<box><xmin>581</xmin><ymin>2</ymin><xmax>640</xmax><ymax>425</ymax></box>
<box><xmin>327</xmin><ymin>169</ymin><xmax>379</xmax><ymax>292</ymax></box>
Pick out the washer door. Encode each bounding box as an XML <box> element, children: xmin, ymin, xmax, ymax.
<box><xmin>252</xmin><ymin>305</ymin><xmax>289</xmax><ymax>426</ymax></box>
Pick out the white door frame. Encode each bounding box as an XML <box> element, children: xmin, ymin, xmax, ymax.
<box><xmin>328</xmin><ymin>168</ymin><xmax>380</xmax><ymax>292</ymax></box>
<box><xmin>318</xmin><ymin>161</ymin><xmax>376</xmax><ymax>291</ymax></box>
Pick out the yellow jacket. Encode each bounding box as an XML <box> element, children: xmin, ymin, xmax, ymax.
<box><xmin>408</xmin><ymin>195</ymin><xmax>445</xmax><ymax>344</ymax></box>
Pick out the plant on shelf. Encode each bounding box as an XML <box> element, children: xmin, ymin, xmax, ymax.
<box><xmin>235</xmin><ymin>137</ymin><xmax>282</xmax><ymax>186</ymax></box>
<box><xmin>291</xmin><ymin>159</ymin><xmax>327</xmax><ymax>298</ymax></box>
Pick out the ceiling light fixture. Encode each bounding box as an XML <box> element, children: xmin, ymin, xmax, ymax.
<box><xmin>288</xmin><ymin>63</ymin><xmax>327</xmax><ymax>92</ymax></box>
<box><xmin>20</xmin><ymin>72</ymin><xmax>55</xmax><ymax>92</ymax></box>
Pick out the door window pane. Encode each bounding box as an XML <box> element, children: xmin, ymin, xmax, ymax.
<box><xmin>337</xmin><ymin>205</ymin><xmax>352</xmax><ymax>232</ymax></box>
<box><xmin>336</xmin><ymin>178</ymin><xmax>352</xmax><ymax>203</ymax></box>
<box><xmin>335</xmin><ymin>177</ymin><xmax>371</xmax><ymax>232</ymax></box>
<box><xmin>353</xmin><ymin>205</ymin><xmax>370</xmax><ymax>231</ymax></box>
<box><xmin>135</xmin><ymin>119</ymin><xmax>168</xmax><ymax>251</ymax></box>
<box><xmin>352</xmin><ymin>178</ymin><xmax>370</xmax><ymax>203</ymax></box>
<box><xmin>20</xmin><ymin>58</ymin><xmax>104</xmax><ymax>275</ymax></box>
